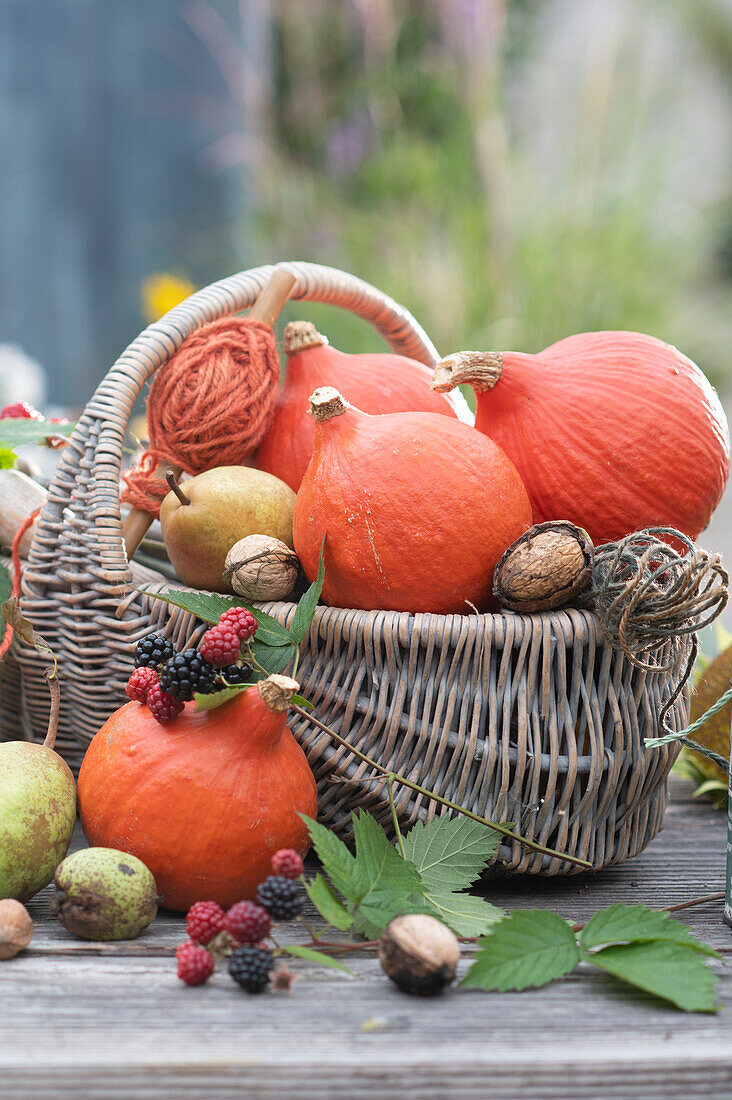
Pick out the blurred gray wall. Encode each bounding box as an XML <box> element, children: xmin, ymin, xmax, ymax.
<box><xmin>0</xmin><ymin>0</ymin><xmax>268</xmax><ymax>406</ymax></box>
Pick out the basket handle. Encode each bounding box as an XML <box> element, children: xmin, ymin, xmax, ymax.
<box><xmin>27</xmin><ymin>262</ymin><xmax>469</xmax><ymax>590</ymax></box>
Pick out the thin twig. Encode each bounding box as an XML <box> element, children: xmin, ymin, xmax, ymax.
<box><xmin>571</xmin><ymin>890</ymin><xmax>726</xmax><ymax>933</ymax></box>
<box><xmin>291</xmin><ymin>704</ymin><xmax>592</xmax><ymax>869</ymax></box>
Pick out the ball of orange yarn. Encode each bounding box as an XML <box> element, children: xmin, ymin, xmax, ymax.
<box><xmin>121</xmin><ymin>316</ymin><xmax>280</xmax><ymax>517</ymax></box>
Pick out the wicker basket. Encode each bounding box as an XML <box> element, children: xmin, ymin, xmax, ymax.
<box><xmin>3</xmin><ymin>262</ymin><xmax>687</xmax><ymax>875</ymax></box>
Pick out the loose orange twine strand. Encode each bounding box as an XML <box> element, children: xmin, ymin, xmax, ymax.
<box><xmin>121</xmin><ymin>316</ymin><xmax>281</xmax><ymax>518</ymax></box>
<box><xmin>0</xmin><ymin>507</ymin><xmax>41</xmax><ymax>661</ymax></box>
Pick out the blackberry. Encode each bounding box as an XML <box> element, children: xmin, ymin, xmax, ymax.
<box><xmin>228</xmin><ymin>945</ymin><xmax>274</xmax><ymax>993</ymax></box>
<box><xmin>216</xmin><ymin>663</ymin><xmax>252</xmax><ymax>686</ymax></box>
<box><xmin>256</xmin><ymin>876</ymin><xmax>304</xmax><ymax>920</ymax></box>
<box><xmin>134</xmin><ymin>633</ymin><xmax>174</xmax><ymax>670</ymax></box>
<box><xmin>159</xmin><ymin>648</ymin><xmax>217</xmax><ymax>700</ymax></box>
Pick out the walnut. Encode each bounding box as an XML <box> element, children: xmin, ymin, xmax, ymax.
<box><xmin>0</xmin><ymin>899</ymin><xmax>33</xmax><ymax>960</ymax></box>
<box><xmin>493</xmin><ymin>520</ymin><xmax>594</xmax><ymax>612</ymax></box>
<box><xmin>379</xmin><ymin>914</ymin><xmax>460</xmax><ymax>996</ymax></box>
<box><xmin>223</xmin><ymin>535</ymin><xmax>299</xmax><ymax>602</ymax></box>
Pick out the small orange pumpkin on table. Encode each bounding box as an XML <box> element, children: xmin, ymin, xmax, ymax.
<box><xmin>77</xmin><ymin>676</ymin><xmax>316</xmax><ymax>912</ymax></box>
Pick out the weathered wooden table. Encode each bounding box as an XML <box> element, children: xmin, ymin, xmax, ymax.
<box><xmin>2</xmin><ymin>776</ymin><xmax>730</xmax><ymax>1099</ymax></box>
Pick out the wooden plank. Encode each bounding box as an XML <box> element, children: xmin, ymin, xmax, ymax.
<box><xmin>2</xmin><ymin>777</ymin><xmax>730</xmax><ymax>1099</ymax></box>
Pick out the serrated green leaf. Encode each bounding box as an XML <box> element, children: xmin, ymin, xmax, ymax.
<box><xmin>0</xmin><ymin>447</ymin><xmax>16</xmax><ymax>469</ymax></box>
<box><xmin>462</xmin><ymin>910</ymin><xmax>581</xmax><ymax>992</ymax></box>
<box><xmin>301</xmin><ymin>815</ymin><xmax>362</xmax><ymax>902</ymax></box>
<box><xmin>304</xmin><ymin>874</ymin><xmax>354</xmax><ymax>932</ymax></box>
<box><xmin>422</xmin><ymin>890</ymin><xmax>504</xmax><ymax>938</ymax></box>
<box><xmin>401</xmin><ymin>815</ymin><xmax>504</xmax><ymax>936</ymax></box>
<box><xmin>581</xmin><ymin>904</ymin><xmax>720</xmax><ymax>957</ymax></box>
<box><xmin>290</xmin><ymin>536</ymin><xmax>325</xmax><ymax>645</ymax></box>
<box><xmin>284</xmin><ymin>944</ymin><xmax>354</xmax><ymax>975</ymax></box>
<box><xmin>141</xmin><ymin>588</ymin><xmax>293</xmax><ymax>646</ymax></box>
<box><xmin>589</xmin><ymin>941</ymin><xmax>719</xmax><ymax>1013</ymax></box>
<box><xmin>249</xmin><ymin>638</ymin><xmax>296</xmax><ymax>676</ymax></box>
<box><xmin>0</xmin><ymin>420</ymin><xmax>75</xmax><ymax>447</ymax></box>
<box><xmin>402</xmin><ymin>815</ymin><xmax>501</xmax><ymax>892</ymax></box>
<box><xmin>349</xmin><ymin>812</ymin><xmax>426</xmax><ymax>938</ymax></box>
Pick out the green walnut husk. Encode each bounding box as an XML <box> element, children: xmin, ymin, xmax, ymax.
<box><xmin>51</xmin><ymin>848</ymin><xmax>159</xmax><ymax>941</ymax></box>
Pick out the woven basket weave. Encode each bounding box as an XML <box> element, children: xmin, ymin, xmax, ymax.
<box><xmin>2</xmin><ymin>262</ymin><xmax>687</xmax><ymax>875</ymax></box>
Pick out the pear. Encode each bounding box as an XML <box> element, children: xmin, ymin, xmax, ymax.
<box><xmin>160</xmin><ymin>466</ymin><xmax>296</xmax><ymax>592</ymax></box>
<box><xmin>51</xmin><ymin>847</ymin><xmax>158</xmax><ymax>941</ymax></box>
<box><xmin>0</xmin><ymin>674</ymin><xmax>76</xmax><ymax>902</ymax></box>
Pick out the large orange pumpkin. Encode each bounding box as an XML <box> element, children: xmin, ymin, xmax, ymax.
<box><xmin>431</xmin><ymin>331</ymin><xmax>730</xmax><ymax>545</ymax></box>
<box><xmin>77</xmin><ymin>676</ymin><xmax>317</xmax><ymax>911</ymax></box>
<box><xmin>293</xmin><ymin>388</ymin><xmax>532</xmax><ymax>614</ymax></box>
<box><xmin>253</xmin><ymin>321</ymin><xmax>463</xmax><ymax>491</ymax></box>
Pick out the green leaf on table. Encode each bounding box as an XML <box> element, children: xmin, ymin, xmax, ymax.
<box><xmin>0</xmin><ymin>420</ymin><xmax>75</xmax><ymax>447</ymax></box>
<box><xmin>304</xmin><ymin>874</ymin><xmax>354</xmax><ymax>932</ymax></box>
<box><xmin>284</xmin><ymin>944</ymin><xmax>354</xmax><ymax>976</ymax></box>
<box><xmin>580</xmin><ymin>903</ymin><xmax>720</xmax><ymax>957</ymax></box>
<box><xmin>349</xmin><ymin>812</ymin><xmax>427</xmax><ymax>938</ymax></box>
<box><xmin>302</xmin><ymin>811</ymin><xmax>426</xmax><ymax>940</ymax></box>
<box><xmin>289</xmin><ymin>536</ymin><xmax>326</xmax><ymax>645</ymax></box>
<box><xmin>462</xmin><ymin>909</ymin><xmax>581</xmax><ymax>992</ymax></box>
<box><xmin>402</xmin><ymin>816</ymin><xmax>504</xmax><ymax>936</ymax></box>
<box><xmin>0</xmin><ymin>447</ymin><xmax>16</xmax><ymax>469</ymax></box>
<box><xmin>140</xmin><ymin>588</ymin><xmax>293</xmax><ymax>646</ymax></box>
<box><xmin>589</xmin><ymin>941</ymin><xmax>719</xmax><ymax>1013</ymax></box>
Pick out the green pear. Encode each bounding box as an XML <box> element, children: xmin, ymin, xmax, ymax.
<box><xmin>51</xmin><ymin>847</ymin><xmax>158</xmax><ymax>941</ymax></box>
<box><xmin>0</xmin><ymin>740</ymin><xmax>76</xmax><ymax>902</ymax></box>
<box><xmin>160</xmin><ymin>465</ymin><xmax>297</xmax><ymax>592</ymax></box>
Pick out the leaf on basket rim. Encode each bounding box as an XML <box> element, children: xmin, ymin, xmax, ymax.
<box><xmin>289</xmin><ymin>536</ymin><xmax>326</xmax><ymax>646</ymax></box>
<box><xmin>139</xmin><ymin>588</ymin><xmax>293</xmax><ymax>646</ymax></box>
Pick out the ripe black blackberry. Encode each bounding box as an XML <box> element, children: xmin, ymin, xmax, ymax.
<box><xmin>159</xmin><ymin>648</ymin><xmax>216</xmax><ymax>700</ymax></box>
<box><xmin>134</xmin><ymin>633</ymin><xmax>174</xmax><ymax>670</ymax></box>
<box><xmin>216</xmin><ymin>663</ymin><xmax>252</xmax><ymax>686</ymax></box>
<box><xmin>228</xmin><ymin>945</ymin><xmax>274</xmax><ymax>993</ymax></box>
<box><xmin>256</xmin><ymin>876</ymin><xmax>304</xmax><ymax>920</ymax></box>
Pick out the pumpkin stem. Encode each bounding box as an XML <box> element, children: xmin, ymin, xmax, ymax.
<box><xmin>309</xmin><ymin>387</ymin><xmax>350</xmax><ymax>423</ymax></box>
<box><xmin>257</xmin><ymin>674</ymin><xmax>300</xmax><ymax>712</ymax></box>
<box><xmin>284</xmin><ymin>321</ymin><xmax>329</xmax><ymax>355</ymax></box>
<box><xmin>42</xmin><ymin>668</ymin><xmax>61</xmax><ymax>751</ymax></box>
<box><xmin>431</xmin><ymin>351</ymin><xmax>503</xmax><ymax>394</ymax></box>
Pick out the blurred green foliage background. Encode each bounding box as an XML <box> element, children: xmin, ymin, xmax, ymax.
<box><xmin>226</xmin><ymin>0</ymin><xmax>731</xmax><ymax>378</ymax></box>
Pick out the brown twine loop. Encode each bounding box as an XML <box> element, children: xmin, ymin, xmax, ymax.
<box><xmin>587</xmin><ymin>527</ymin><xmax>729</xmax><ymax>752</ymax></box>
<box><xmin>588</xmin><ymin>527</ymin><xmax>728</xmax><ymax>672</ymax></box>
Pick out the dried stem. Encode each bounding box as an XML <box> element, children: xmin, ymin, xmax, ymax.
<box><xmin>166</xmin><ymin>469</ymin><xmax>191</xmax><ymax>506</ymax></box>
<box><xmin>290</xmin><ymin>704</ymin><xmax>592</xmax><ymax>869</ymax></box>
<box><xmin>42</xmin><ymin>668</ymin><xmax>61</xmax><ymax>750</ymax></box>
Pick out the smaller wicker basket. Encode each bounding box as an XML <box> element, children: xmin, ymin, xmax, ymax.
<box><xmin>2</xmin><ymin>262</ymin><xmax>687</xmax><ymax>876</ymax></box>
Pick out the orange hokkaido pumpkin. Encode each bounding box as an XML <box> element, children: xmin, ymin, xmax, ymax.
<box><xmin>253</xmin><ymin>321</ymin><xmax>465</xmax><ymax>491</ymax></box>
<box><xmin>293</xmin><ymin>388</ymin><xmax>532</xmax><ymax>614</ymax></box>
<box><xmin>77</xmin><ymin>676</ymin><xmax>317</xmax><ymax>911</ymax></box>
<box><xmin>432</xmin><ymin>332</ymin><xmax>730</xmax><ymax>545</ymax></box>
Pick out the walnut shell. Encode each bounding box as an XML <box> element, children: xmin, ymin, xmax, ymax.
<box><xmin>379</xmin><ymin>914</ymin><xmax>459</xmax><ymax>996</ymax></box>
<box><xmin>493</xmin><ymin>520</ymin><xmax>594</xmax><ymax>612</ymax></box>
<box><xmin>0</xmin><ymin>898</ymin><xmax>33</xmax><ymax>960</ymax></box>
<box><xmin>224</xmin><ymin>535</ymin><xmax>299</xmax><ymax>601</ymax></box>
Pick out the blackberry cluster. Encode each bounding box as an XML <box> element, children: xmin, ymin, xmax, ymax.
<box><xmin>256</xmin><ymin>876</ymin><xmax>304</xmax><ymax>920</ymax></box>
<box><xmin>160</xmin><ymin>649</ymin><xmax>217</xmax><ymax>700</ymax></box>
<box><xmin>228</xmin><ymin>945</ymin><xmax>274</xmax><ymax>993</ymax></box>
<box><xmin>216</xmin><ymin>663</ymin><xmax>251</xmax><ymax>686</ymax></box>
<box><xmin>134</xmin><ymin>633</ymin><xmax>174</xmax><ymax>670</ymax></box>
